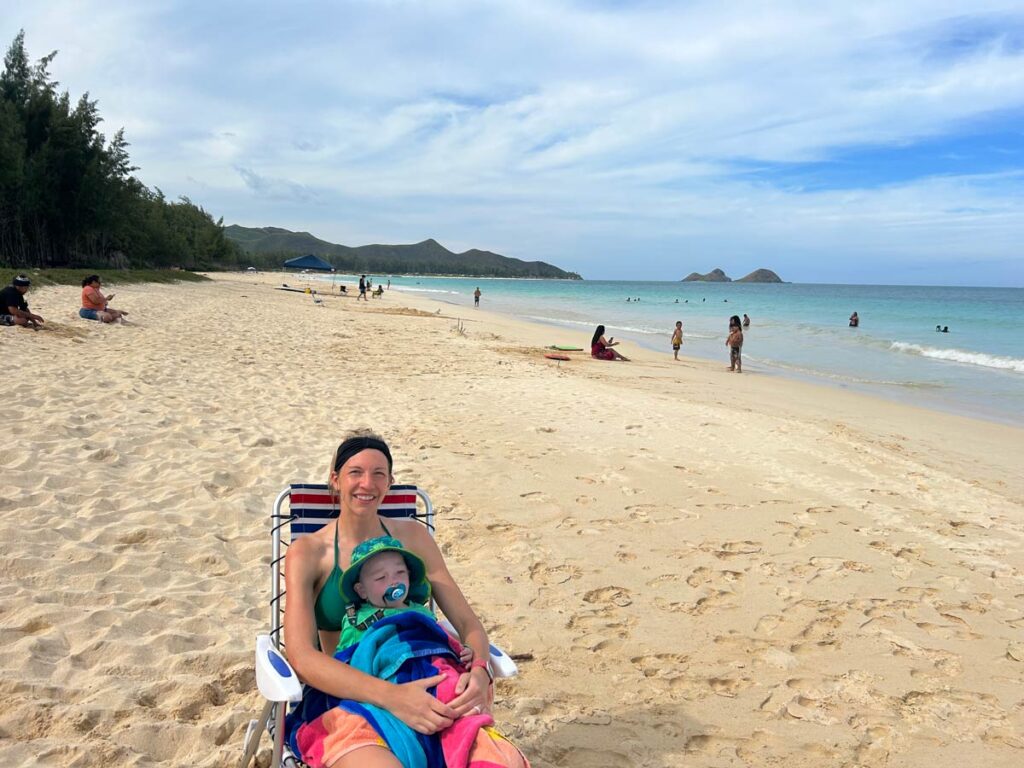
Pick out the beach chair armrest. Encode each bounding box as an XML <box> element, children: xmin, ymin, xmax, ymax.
<box><xmin>255</xmin><ymin>635</ymin><xmax>304</xmax><ymax>703</ymax></box>
<box><xmin>437</xmin><ymin>619</ymin><xmax>519</xmax><ymax>679</ymax></box>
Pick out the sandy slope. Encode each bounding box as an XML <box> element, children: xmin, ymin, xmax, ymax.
<box><xmin>1</xmin><ymin>272</ymin><xmax>1021</xmax><ymax>766</ymax></box>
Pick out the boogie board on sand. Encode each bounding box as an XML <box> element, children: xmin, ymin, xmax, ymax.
<box><xmin>548</xmin><ymin>345</ymin><xmax>583</xmax><ymax>351</ymax></box>
<box><xmin>544</xmin><ymin>353</ymin><xmax>571</xmax><ymax>361</ymax></box>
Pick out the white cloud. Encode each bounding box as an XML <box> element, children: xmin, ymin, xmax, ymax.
<box><xmin>2</xmin><ymin>1</ymin><xmax>1023</xmax><ymax>282</ymax></box>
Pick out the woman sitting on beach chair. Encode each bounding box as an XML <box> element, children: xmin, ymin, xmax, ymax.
<box><xmin>283</xmin><ymin>431</ymin><xmax>528</xmax><ymax>768</ymax></box>
<box><xmin>372</xmin><ymin>285</ymin><xmax>385</xmax><ymax>298</ymax></box>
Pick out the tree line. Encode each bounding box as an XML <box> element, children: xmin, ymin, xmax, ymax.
<box><xmin>0</xmin><ymin>31</ymin><xmax>243</xmax><ymax>270</ymax></box>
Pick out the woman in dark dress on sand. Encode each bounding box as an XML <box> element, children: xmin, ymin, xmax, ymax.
<box><xmin>591</xmin><ymin>325</ymin><xmax>630</xmax><ymax>361</ymax></box>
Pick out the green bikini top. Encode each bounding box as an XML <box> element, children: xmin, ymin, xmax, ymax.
<box><xmin>313</xmin><ymin>519</ymin><xmax>392</xmax><ymax>631</ymax></box>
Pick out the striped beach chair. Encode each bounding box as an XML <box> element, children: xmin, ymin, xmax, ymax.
<box><xmin>239</xmin><ymin>483</ymin><xmax>518</xmax><ymax>768</ymax></box>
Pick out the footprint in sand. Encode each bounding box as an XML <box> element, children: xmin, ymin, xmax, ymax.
<box><xmin>571</xmin><ymin>635</ymin><xmax>624</xmax><ymax>654</ymax></box>
<box><xmin>582</xmin><ymin>586</ymin><xmax>633</xmax><ymax>607</ymax></box>
<box><xmin>647</xmin><ymin>573</ymin><xmax>682</xmax><ymax>588</ymax></box>
<box><xmin>699</xmin><ymin>540</ymin><xmax>763</xmax><ymax>559</ymax></box>
<box><xmin>657</xmin><ymin>589</ymin><xmax>735</xmax><ymax>616</ymax></box>
<box><xmin>754</xmin><ymin>614</ymin><xmax>784</xmax><ymax>635</ymax></box>
<box><xmin>529</xmin><ymin>562</ymin><xmax>580</xmax><ymax>586</ymax></box>
<box><xmin>630</xmin><ymin>653</ymin><xmax>689</xmax><ymax>678</ymax></box>
<box><xmin>686</xmin><ymin>567</ymin><xmax>712</xmax><ymax>587</ymax></box>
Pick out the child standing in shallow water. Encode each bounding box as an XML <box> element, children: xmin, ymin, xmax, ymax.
<box><xmin>726</xmin><ymin>316</ymin><xmax>743</xmax><ymax>373</ymax></box>
<box><xmin>671</xmin><ymin>321</ymin><xmax>683</xmax><ymax>360</ymax></box>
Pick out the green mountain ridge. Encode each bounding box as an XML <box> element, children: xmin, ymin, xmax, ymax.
<box><xmin>224</xmin><ymin>225</ymin><xmax>581</xmax><ymax>279</ymax></box>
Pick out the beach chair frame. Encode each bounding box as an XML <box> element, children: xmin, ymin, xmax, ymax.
<box><xmin>240</xmin><ymin>482</ymin><xmax>517</xmax><ymax>768</ymax></box>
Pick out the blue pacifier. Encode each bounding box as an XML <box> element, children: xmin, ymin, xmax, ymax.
<box><xmin>384</xmin><ymin>583</ymin><xmax>407</xmax><ymax>602</ymax></box>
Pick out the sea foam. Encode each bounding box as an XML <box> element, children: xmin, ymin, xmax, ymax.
<box><xmin>890</xmin><ymin>342</ymin><xmax>1024</xmax><ymax>373</ymax></box>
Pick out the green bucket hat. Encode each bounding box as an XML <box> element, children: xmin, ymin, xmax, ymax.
<box><xmin>340</xmin><ymin>535</ymin><xmax>431</xmax><ymax>607</ymax></box>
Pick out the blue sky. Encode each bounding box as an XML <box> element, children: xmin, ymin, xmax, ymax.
<box><xmin>3</xmin><ymin>1</ymin><xmax>1023</xmax><ymax>285</ymax></box>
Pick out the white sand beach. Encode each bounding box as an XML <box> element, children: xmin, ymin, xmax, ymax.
<box><xmin>2</xmin><ymin>273</ymin><xmax>1022</xmax><ymax>767</ymax></box>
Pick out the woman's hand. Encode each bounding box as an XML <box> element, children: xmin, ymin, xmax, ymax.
<box><xmin>448</xmin><ymin>667</ymin><xmax>490</xmax><ymax>718</ymax></box>
<box><xmin>385</xmin><ymin>673</ymin><xmax>456</xmax><ymax>734</ymax></box>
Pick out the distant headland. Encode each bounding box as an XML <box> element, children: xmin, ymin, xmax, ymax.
<box><xmin>225</xmin><ymin>225</ymin><xmax>581</xmax><ymax>280</ymax></box>
<box><xmin>682</xmin><ymin>267</ymin><xmax>784</xmax><ymax>283</ymax></box>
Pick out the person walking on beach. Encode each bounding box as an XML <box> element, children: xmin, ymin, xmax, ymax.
<box><xmin>1</xmin><ymin>275</ymin><xmax>44</xmax><ymax>329</ymax></box>
<box><xmin>358</xmin><ymin>275</ymin><xmax>367</xmax><ymax>301</ymax></box>
<box><xmin>726</xmin><ymin>315</ymin><xmax>743</xmax><ymax>373</ymax></box>
<box><xmin>671</xmin><ymin>321</ymin><xmax>683</xmax><ymax>360</ymax></box>
<box><xmin>474</xmin><ymin>287</ymin><xmax>481</xmax><ymax>308</ymax></box>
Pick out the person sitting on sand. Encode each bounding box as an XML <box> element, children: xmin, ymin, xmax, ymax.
<box><xmin>282</xmin><ymin>432</ymin><xmax>528</xmax><ymax>768</ymax></box>
<box><xmin>80</xmin><ymin>275</ymin><xmax>128</xmax><ymax>323</ymax></box>
<box><xmin>591</xmin><ymin>325</ymin><xmax>630</xmax><ymax>361</ymax></box>
<box><xmin>671</xmin><ymin>321</ymin><xmax>683</xmax><ymax>360</ymax></box>
<box><xmin>0</xmin><ymin>275</ymin><xmax>44</xmax><ymax>329</ymax></box>
<box><xmin>727</xmin><ymin>315</ymin><xmax>743</xmax><ymax>373</ymax></box>
<box><xmin>849</xmin><ymin>311</ymin><xmax>859</xmax><ymax>328</ymax></box>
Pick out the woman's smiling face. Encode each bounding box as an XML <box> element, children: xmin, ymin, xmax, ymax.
<box><xmin>333</xmin><ymin>449</ymin><xmax>392</xmax><ymax>514</ymax></box>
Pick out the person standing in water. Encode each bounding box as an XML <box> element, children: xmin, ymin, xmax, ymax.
<box><xmin>474</xmin><ymin>287</ymin><xmax>481</xmax><ymax>308</ymax></box>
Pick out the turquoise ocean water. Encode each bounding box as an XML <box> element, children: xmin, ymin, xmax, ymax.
<box><xmin>323</xmin><ymin>275</ymin><xmax>1024</xmax><ymax>426</ymax></box>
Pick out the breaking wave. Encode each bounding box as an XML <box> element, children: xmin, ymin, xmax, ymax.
<box><xmin>890</xmin><ymin>342</ymin><xmax>1024</xmax><ymax>373</ymax></box>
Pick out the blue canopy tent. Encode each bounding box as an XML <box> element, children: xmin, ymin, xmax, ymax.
<box><xmin>282</xmin><ymin>254</ymin><xmax>334</xmax><ymax>271</ymax></box>
<box><xmin>282</xmin><ymin>254</ymin><xmax>340</xmax><ymax>293</ymax></box>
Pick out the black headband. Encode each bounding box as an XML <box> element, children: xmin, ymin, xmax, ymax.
<box><xmin>334</xmin><ymin>437</ymin><xmax>393</xmax><ymax>473</ymax></box>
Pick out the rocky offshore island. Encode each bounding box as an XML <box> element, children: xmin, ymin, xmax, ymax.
<box><xmin>682</xmin><ymin>267</ymin><xmax>783</xmax><ymax>283</ymax></box>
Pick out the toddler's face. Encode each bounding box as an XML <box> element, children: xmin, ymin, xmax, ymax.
<box><xmin>355</xmin><ymin>551</ymin><xmax>411</xmax><ymax>608</ymax></box>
